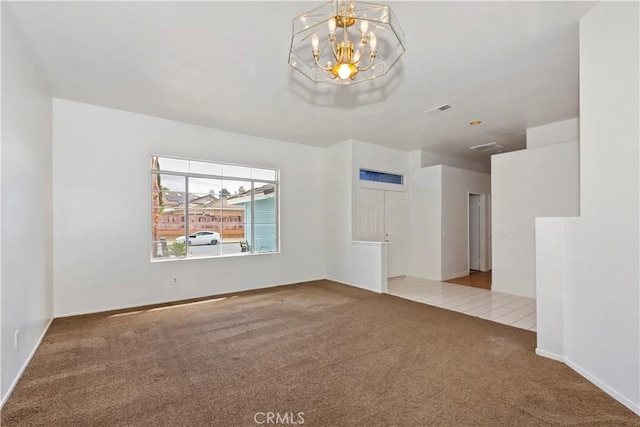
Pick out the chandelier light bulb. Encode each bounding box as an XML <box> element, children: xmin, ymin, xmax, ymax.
<box><xmin>328</xmin><ymin>18</ymin><xmax>336</xmax><ymax>34</ymax></box>
<box><xmin>337</xmin><ymin>63</ymin><xmax>352</xmax><ymax>80</ymax></box>
<box><xmin>311</xmin><ymin>33</ymin><xmax>319</xmax><ymax>51</ymax></box>
<box><xmin>360</xmin><ymin>20</ymin><xmax>369</xmax><ymax>34</ymax></box>
<box><xmin>369</xmin><ymin>32</ymin><xmax>377</xmax><ymax>52</ymax></box>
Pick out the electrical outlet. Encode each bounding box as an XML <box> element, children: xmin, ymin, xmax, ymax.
<box><xmin>172</xmin><ymin>277</ymin><xmax>178</xmax><ymax>285</ymax></box>
<box><xmin>14</xmin><ymin>330</ymin><xmax>19</xmax><ymax>349</ymax></box>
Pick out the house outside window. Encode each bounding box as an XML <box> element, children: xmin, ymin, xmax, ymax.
<box><xmin>151</xmin><ymin>156</ymin><xmax>279</xmax><ymax>260</ymax></box>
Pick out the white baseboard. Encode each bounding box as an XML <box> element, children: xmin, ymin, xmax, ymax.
<box><xmin>1</xmin><ymin>317</ymin><xmax>54</xmax><ymax>409</ymax></box>
<box><xmin>490</xmin><ymin>284</ymin><xmax>535</xmax><ymax>299</ymax></box>
<box><xmin>328</xmin><ymin>278</ymin><xmax>382</xmax><ymax>294</ymax></box>
<box><xmin>56</xmin><ymin>278</ymin><xmax>327</xmax><ymax>318</ymax></box>
<box><xmin>440</xmin><ymin>270</ymin><xmax>470</xmax><ymax>281</ymax></box>
<box><xmin>535</xmin><ymin>348</ymin><xmax>565</xmax><ymax>362</ymax></box>
<box><xmin>564</xmin><ymin>357</ymin><xmax>640</xmax><ymax>416</ymax></box>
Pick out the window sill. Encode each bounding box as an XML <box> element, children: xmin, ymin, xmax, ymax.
<box><xmin>151</xmin><ymin>250</ymin><xmax>280</xmax><ymax>263</ymax></box>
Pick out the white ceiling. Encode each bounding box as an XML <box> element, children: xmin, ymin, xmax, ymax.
<box><xmin>5</xmin><ymin>1</ymin><xmax>596</xmax><ymax>164</ymax></box>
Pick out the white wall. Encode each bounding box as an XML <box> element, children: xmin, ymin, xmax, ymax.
<box><xmin>540</xmin><ymin>2</ymin><xmax>639</xmax><ymax>414</ymax></box>
<box><xmin>441</xmin><ymin>166</ymin><xmax>491</xmax><ymax>280</ymax></box>
<box><xmin>530</xmin><ymin>118</ymin><xmax>579</xmax><ymax>360</ymax></box>
<box><xmin>535</xmin><ymin>217</ymin><xmax>565</xmax><ymax>361</ymax></box>
<box><xmin>325</xmin><ymin>140</ymin><xmax>388</xmax><ymax>293</ymax></box>
<box><xmin>52</xmin><ymin>99</ymin><xmax>326</xmax><ymax>316</ymax></box>
<box><xmin>527</xmin><ymin>118</ymin><xmax>579</xmax><ymax>149</ymax></box>
<box><xmin>408</xmin><ymin>165</ymin><xmax>490</xmax><ymax>281</ymax></box>
<box><xmin>492</xmin><ymin>141</ymin><xmax>579</xmax><ymax>297</ymax></box>
<box><xmin>1</xmin><ymin>11</ymin><xmax>53</xmax><ymax>404</ymax></box>
<box><xmin>352</xmin><ymin>140</ymin><xmax>413</xmax><ymax>178</ymax></box>
<box><xmin>408</xmin><ymin>166</ymin><xmax>442</xmax><ymax>279</ymax></box>
<box><xmin>420</xmin><ymin>149</ymin><xmax>490</xmax><ymax>174</ymax></box>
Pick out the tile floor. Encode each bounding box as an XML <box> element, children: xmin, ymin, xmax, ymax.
<box><xmin>388</xmin><ymin>276</ymin><xmax>537</xmax><ymax>332</ymax></box>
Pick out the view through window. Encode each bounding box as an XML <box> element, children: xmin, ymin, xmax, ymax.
<box><xmin>151</xmin><ymin>156</ymin><xmax>279</xmax><ymax>260</ymax></box>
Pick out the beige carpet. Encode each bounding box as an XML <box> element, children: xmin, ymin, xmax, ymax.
<box><xmin>2</xmin><ymin>280</ymin><xmax>639</xmax><ymax>426</ymax></box>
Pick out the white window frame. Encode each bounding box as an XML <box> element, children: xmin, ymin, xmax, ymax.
<box><xmin>151</xmin><ymin>155</ymin><xmax>280</xmax><ymax>261</ymax></box>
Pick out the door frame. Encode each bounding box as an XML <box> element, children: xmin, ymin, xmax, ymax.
<box><xmin>467</xmin><ymin>192</ymin><xmax>489</xmax><ymax>273</ymax></box>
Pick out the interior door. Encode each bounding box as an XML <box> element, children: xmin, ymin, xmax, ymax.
<box><xmin>359</xmin><ymin>188</ymin><xmax>406</xmax><ymax>278</ymax></box>
<box><xmin>469</xmin><ymin>194</ymin><xmax>481</xmax><ymax>271</ymax></box>
<box><xmin>358</xmin><ymin>188</ymin><xmax>385</xmax><ymax>241</ymax></box>
<box><xmin>384</xmin><ymin>191</ymin><xmax>406</xmax><ymax>278</ymax></box>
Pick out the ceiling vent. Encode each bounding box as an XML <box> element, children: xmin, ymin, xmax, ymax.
<box><xmin>424</xmin><ymin>104</ymin><xmax>453</xmax><ymax>114</ymax></box>
<box><xmin>469</xmin><ymin>142</ymin><xmax>504</xmax><ymax>152</ymax></box>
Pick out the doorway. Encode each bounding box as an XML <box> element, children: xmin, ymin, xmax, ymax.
<box><xmin>358</xmin><ymin>188</ymin><xmax>406</xmax><ymax>278</ymax></box>
<box><xmin>469</xmin><ymin>194</ymin><xmax>482</xmax><ymax>271</ymax></box>
<box><xmin>467</xmin><ymin>193</ymin><xmax>489</xmax><ymax>273</ymax></box>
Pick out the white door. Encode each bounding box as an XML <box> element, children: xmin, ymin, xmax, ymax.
<box><xmin>358</xmin><ymin>188</ymin><xmax>385</xmax><ymax>241</ymax></box>
<box><xmin>468</xmin><ymin>194</ymin><xmax>482</xmax><ymax>271</ymax></box>
<box><xmin>384</xmin><ymin>191</ymin><xmax>406</xmax><ymax>278</ymax></box>
<box><xmin>358</xmin><ymin>189</ymin><xmax>406</xmax><ymax>278</ymax></box>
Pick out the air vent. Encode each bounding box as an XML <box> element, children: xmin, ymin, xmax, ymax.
<box><xmin>424</xmin><ymin>103</ymin><xmax>454</xmax><ymax>114</ymax></box>
<box><xmin>469</xmin><ymin>142</ymin><xmax>504</xmax><ymax>152</ymax></box>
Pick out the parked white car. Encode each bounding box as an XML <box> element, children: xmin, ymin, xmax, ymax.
<box><xmin>176</xmin><ymin>231</ymin><xmax>220</xmax><ymax>246</ymax></box>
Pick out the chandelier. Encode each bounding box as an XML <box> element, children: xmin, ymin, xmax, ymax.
<box><xmin>289</xmin><ymin>0</ymin><xmax>406</xmax><ymax>85</ymax></box>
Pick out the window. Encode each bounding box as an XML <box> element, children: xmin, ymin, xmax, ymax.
<box><xmin>151</xmin><ymin>156</ymin><xmax>279</xmax><ymax>260</ymax></box>
<box><xmin>359</xmin><ymin>169</ymin><xmax>404</xmax><ymax>185</ymax></box>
